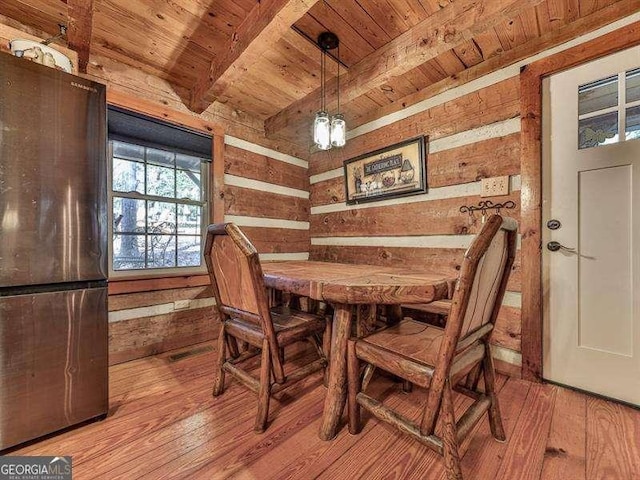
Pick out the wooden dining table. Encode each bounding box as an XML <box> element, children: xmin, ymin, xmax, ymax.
<box><xmin>261</xmin><ymin>260</ymin><xmax>455</xmax><ymax>440</ymax></box>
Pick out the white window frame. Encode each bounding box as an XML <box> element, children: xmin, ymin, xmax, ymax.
<box><xmin>107</xmin><ymin>141</ymin><xmax>210</xmax><ymax>279</ymax></box>
<box><xmin>578</xmin><ymin>67</ymin><xmax>640</xmax><ymax>149</ymax></box>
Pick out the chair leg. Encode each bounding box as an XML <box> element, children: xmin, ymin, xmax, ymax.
<box><xmin>361</xmin><ymin>364</ymin><xmax>376</xmax><ymax>391</ymax></box>
<box><xmin>402</xmin><ymin>380</ymin><xmax>413</xmax><ymax>393</ymax></box>
<box><xmin>464</xmin><ymin>364</ymin><xmax>482</xmax><ymax>391</ymax></box>
<box><xmin>483</xmin><ymin>344</ymin><xmax>506</xmax><ymax>442</ymax></box>
<box><xmin>307</xmin><ymin>335</ymin><xmax>324</xmax><ymax>359</ymax></box>
<box><xmin>386</xmin><ymin>304</ymin><xmax>403</xmax><ymax>326</ymax></box>
<box><xmin>441</xmin><ymin>379</ymin><xmax>463</xmax><ymax>480</ymax></box>
<box><xmin>212</xmin><ymin>325</ymin><xmax>227</xmax><ymax>397</ymax></box>
<box><xmin>255</xmin><ymin>339</ymin><xmax>272</xmax><ymax>433</ymax></box>
<box><xmin>347</xmin><ymin>340</ymin><xmax>362</xmax><ymax>434</ymax></box>
<box><xmin>227</xmin><ymin>336</ymin><xmax>240</xmax><ymax>358</ymax></box>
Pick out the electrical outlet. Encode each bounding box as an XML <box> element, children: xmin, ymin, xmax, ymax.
<box><xmin>174</xmin><ymin>299</ymin><xmax>190</xmax><ymax>310</ymax></box>
<box><xmin>481</xmin><ymin>176</ymin><xmax>509</xmax><ymax>197</ymax></box>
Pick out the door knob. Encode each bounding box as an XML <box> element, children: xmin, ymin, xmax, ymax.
<box><xmin>547</xmin><ymin>241</ymin><xmax>576</xmax><ymax>253</ymax></box>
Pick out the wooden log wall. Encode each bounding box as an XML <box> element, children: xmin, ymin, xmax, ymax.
<box><xmin>222</xmin><ymin>139</ymin><xmax>310</xmax><ymax>259</ymax></box>
<box><xmin>108</xmin><ymin>286</ymin><xmax>217</xmax><ymax>365</ymax></box>
<box><xmin>308</xmin><ymin>12</ymin><xmax>640</xmax><ymax>377</ymax></box>
<box><xmin>309</xmin><ymin>77</ymin><xmax>524</xmax><ymax>377</ymax></box>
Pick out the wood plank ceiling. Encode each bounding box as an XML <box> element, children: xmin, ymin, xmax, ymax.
<box><xmin>0</xmin><ymin>0</ymin><xmax>634</xmax><ymax>147</ymax></box>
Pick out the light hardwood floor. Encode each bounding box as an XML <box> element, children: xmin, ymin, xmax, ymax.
<box><xmin>12</xmin><ymin>342</ymin><xmax>640</xmax><ymax>479</ymax></box>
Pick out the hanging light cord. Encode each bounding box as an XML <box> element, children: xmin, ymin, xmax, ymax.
<box><xmin>320</xmin><ymin>45</ymin><xmax>326</xmax><ymax>112</ymax></box>
<box><xmin>336</xmin><ymin>44</ymin><xmax>340</xmax><ymax>115</ymax></box>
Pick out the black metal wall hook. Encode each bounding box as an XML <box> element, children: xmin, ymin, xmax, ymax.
<box><xmin>459</xmin><ymin>200</ymin><xmax>516</xmax><ymax>215</ymax></box>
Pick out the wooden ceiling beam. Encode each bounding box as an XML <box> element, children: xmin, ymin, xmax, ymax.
<box><xmin>66</xmin><ymin>0</ymin><xmax>94</xmax><ymax>73</ymax></box>
<box><xmin>264</xmin><ymin>0</ymin><xmax>544</xmax><ymax>136</ymax></box>
<box><xmin>188</xmin><ymin>0</ymin><xmax>321</xmax><ymax>114</ymax></box>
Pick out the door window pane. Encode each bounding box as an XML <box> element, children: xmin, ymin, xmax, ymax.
<box><xmin>626</xmin><ymin>68</ymin><xmax>640</xmax><ymax>104</ymax></box>
<box><xmin>578</xmin><ymin>75</ymin><xmax>618</xmax><ymax>116</ymax></box>
<box><xmin>578</xmin><ymin>112</ymin><xmax>618</xmax><ymax>149</ymax></box>
<box><xmin>626</xmin><ymin>105</ymin><xmax>640</xmax><ymax>141</ymax></box>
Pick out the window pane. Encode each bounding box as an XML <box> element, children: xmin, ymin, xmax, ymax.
<box><xmin>147</xmin><ymin>235</ymin><xmax>176</xmax><ymax>268</ymax></box>
<box><xmin>113</xmin><ymin>234</ymin><xmax>145</xmax><ymax>270</ymax></box>
<box><xmin>147</xmin><ymin>201</ymin><xmax>176</xmax><ymax>233</ymax></box>
<box><xmin>112</xmin><ymin>141</ymin><xmax>144</xmax><ymax>162</ymax></box>
<box><xmin>177</xmin><ymin>205</ymin><xmax>201</xmax><ymax>235</ymax></box>
<box><xmin>147</xmin><ymin>148</ymin><xmax>174</xmax><ymax>167</ymax></box>
<box><xmin>578</xmin><ymin>112</ymin><xmax>618</xmax><ymax>149</ymax></box>
<box><xmin>113</xmin><ymin>158</ymin><xmax>144</xmax><ymax>193</ymax></box>
<box><xmin>578</xmin><ymin>75</ymin><xmax>618</xmax><ymax>116</ymax></box>
<box><xmin>626</xmin><ymin>105</ymin><xmax>640</xmax><ymax>141</ymax></box>
<box><xmin>113</xmin><ymin>197</ymin><xmax>145</xmax><ymax>233</ymax></box>
<box><xmin>626</xmin><ymin>68</ymin><xmax>640</xmax><ymax>104</ymax></box>
<box><xmin>177</xmin><ymin>170</ymin><xmax>201</xmax><ymax>201</ymax></box>
<box><xmin>178</xmin><ymin>235</ymin><xmax>201</xmax><ymax>267</ymax></box>
<box><xmin>147</xmin><ymin>164</ymin><xmax>175</xmax><ymax>198</ymax></box>
<box><xmin>176</xmin><ymin>153</ymin><xmax>202</xmax><ymax>172</ymax></box>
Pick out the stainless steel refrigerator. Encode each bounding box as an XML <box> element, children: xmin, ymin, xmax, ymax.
<box><xmin>0</xmin><ymin>53</ymin><xmax>108</xmax><ymax>450</ymax></box>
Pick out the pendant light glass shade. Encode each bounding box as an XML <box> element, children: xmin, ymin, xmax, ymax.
<box><xmin>330</xmin><ymin>114</ymin><xmax>346</xmax><ymax>147</ymax></box>
<box><xmin>314</xmin><ymin>32</ymin><xmax>346</xmax><ymax>150</ymax></box>
<box><xmin>314</xmin><ymin>111</ymin><xmax>331</xmax><ymax>150</ymax></box>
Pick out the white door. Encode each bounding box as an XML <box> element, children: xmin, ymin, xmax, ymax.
<box><xmin>543</xmin><ymin>45</ymin><xmax>640</xmax><ymax>406</ymax></box>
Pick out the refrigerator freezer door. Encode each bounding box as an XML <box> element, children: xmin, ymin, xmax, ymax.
<box><xmin>0</xmin><ymin>287</ymin><xmax>108</xmax><ymax>450</ymax></box>
<box><xmin>0</xmin><ymin>54</ymin><xmax>107</xmax><ymax>287</ymax></box>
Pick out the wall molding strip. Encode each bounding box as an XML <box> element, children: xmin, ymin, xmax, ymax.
<box><xmin>225</xmin><ymin>174</ymin><xmax>309</xmax><ymax>199</ymax></box>
<box><xmin>225</xmin><ymin>135</ymin><xmax>308</xmax><ymax>169</ymax></box>
<box><xmin>224</xmin><ymin>215</ymin><xmax>310</xmax><ymax>230</ymax></box>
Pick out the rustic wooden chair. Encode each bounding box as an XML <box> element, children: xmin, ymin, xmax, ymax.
<box><xmin>347</xmin><ymin>215</ymin><xmax>517</xmax><ymax>480</ymax></box>
<box><xmin>204</xmin><ymin>223</ymin><xmax>330</xmax><ymax>433</ymax></box>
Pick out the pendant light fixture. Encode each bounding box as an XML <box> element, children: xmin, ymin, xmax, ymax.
<box><xmin>313</xmin><ymin>31</ymin><xmax>346</xmax><ymax>150</ymax></box>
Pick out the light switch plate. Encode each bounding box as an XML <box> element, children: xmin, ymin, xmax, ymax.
<box><xmin>481</xmin><ymin>176</ymin><xmax>509</xmax><ymax>197</ymax></box>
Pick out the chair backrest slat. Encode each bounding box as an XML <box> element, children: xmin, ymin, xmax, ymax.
<box><xmin>209</xmin><ymin>234</ymin><xmax>261</xmax><ymax>317</ymax></box>
<box><xmin>460</xmin><ymin>228</ymin><xmax>510</xmax><ymax>338</ymax></box>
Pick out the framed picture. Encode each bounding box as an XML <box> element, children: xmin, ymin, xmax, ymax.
<box><xmin>343</xmin><ymin>136</ymin><xmax>427</xmax><ymax>205</ymax></box>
